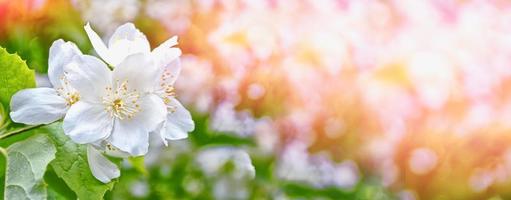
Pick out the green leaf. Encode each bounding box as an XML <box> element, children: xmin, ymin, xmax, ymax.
<box><xmin>0</xmin><ymin>147</ymin><xmax>7</xmax><ymax>198</ymax></box>
<box><xmin>4</xmin><ymin>134</ymin><xmax>56</xmax><ymax>200</ymax></box>
<box><xmin>128</xmin><ymin>156</ymin><xmax>148</xmax><ymax>176</ymax></box>
<box><xmin>44</xmin><ymin>166</ymin><xmax>77</xmax><ymax>200</ymax></box>
<box><xmin>0</xmin><ymin>47</ymin><xmax>36</xmax><ymax>110</ymax></box>
<box><xmin>41</xmin><ymin>123</ymin><xmax>116</xmax><ymax>200</ymax></box>
<box><xmin>0</xmin><ymin>104</ymin><xmax>8</xmax><ymax>131</ymax></box>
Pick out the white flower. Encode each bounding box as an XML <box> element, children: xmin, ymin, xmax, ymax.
<box><xmin>84</xmin><ymin>22</ymin><xmax>194</xmax><ymax>145</ymax></box>
<box><xmin>276</xmin><ymin>141</ymin><xmax>360</xmax><ymax>188</ymax></box>
<box><xmin>63</xmin><ymin>52</ymin><xmax>166</xmax><ymax>156</ymax></box>
<box><xmin>154</xmin><ymin>57</ymin><xmax>195</xmax><ymax>145</ymax></box>
<box><xmin>195</xmin><ymin>147</ymin><xmax>255</xmax><ymax>200</ymax></box>
<box><xmin>195</xmin><ymin>147</ymin><xmax>255</xmax><ymax>179</ymax></box>
<box><xmin>10</xmin><ymin>40</ymin><xmax>82</xmax><ymax>125</ymax></box>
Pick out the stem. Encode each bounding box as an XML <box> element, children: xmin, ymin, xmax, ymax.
<box><xmin>0</xmin><ymin>119</ymin><xmax>10</xmax><ymax>131</ymax></box>
<box><xmin>0</xmin><ymin>124</ymin><xmax>43</xmax><ymax>140</ymax></box>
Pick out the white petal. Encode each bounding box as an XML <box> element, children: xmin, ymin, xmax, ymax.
<box><xmin>112</xmin><ymin>53</ymin><xmax>159</xmax><ymax>93</ymax></box>
<box><xmin>109</xmin><ymin>94</ymin><xmax>166</xmax><ymax>156</ymax></box>
<box><xmin>84</xmin><ymin>23</ymin><xmax>112</xmax><ymax>65</ymax></box>
<box><xmin>35</xmin><ymin>73</ymin><xmax>51</xmax><ymax>88</ymax></box>
<box><xmin>63</xmin><ymin>101</ymin><xmax>113</xmax><ymax>144</ymax></box>
<box><xmin>162</xmin><ymin>121</ymin><xmax>189</xmax><ymax>141</ymax></box>
<box><xmin>107</xmin><ymin>23</ymin><xmax>151</xmax><ymax>66</ymax></box>
<box><xmin>109</xmin><ymin>120</ymin><xmax>149</xmax><ymax>156</ymax></box>
<box><xmin>10</xmin><ymin>88</ymin><xmax>67</xmax><ymax>125</ymax></box>
<box><xmin>155</xmin><ymin>36</ymin><xmax>178</xmax><ymax>50</ymax></box>
<box><xmin>163</xmin><ymin>58</ymin><xmax>181</xmax><ymax>86</ymax></box>
<box><xmin>152</xmin><ymin>36</ymin><xmax>181</xmax><ymax>85</ymax></box>
<box><xmin>152</xmin><ymin>36</ymin><xmax>181</xmax><ymax>66</ymax></box>
<box><xmin>87</xmin><ymin>145</ymin><xmax>120</xmax><ymax>183</ymax></box>
<box><xmin>65</xmin><ymin>54</ymin><xmax>112</xmax><ymax>103</ymax></box>
<box><xmin>162</xmin><ymin>98</ymin><xmax>194</xmax><ymax>141</ymax></box>
<box><xmin>90</xmin><ymin>141</ymin><xmax>131</xmax><ymax>158</ymax></box>
<box><xmin>141</xmin><ymin>94</ymin><xmax>168</xmax><ymax>131</ymax></box>
<box><xmin>155</xmin><ymin>121</ymin><xmax>169</xmax><ymax>146</ymax></box>
<box><xmin>48</xmin><ymin>39</ymin><xmax>82</xmax><ymax>87</ymax></box>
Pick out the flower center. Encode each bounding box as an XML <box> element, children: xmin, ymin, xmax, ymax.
<box><xmin>56</xmin><ymin>75</ymin><xmax>80</xmax><ymax>106</ymax></box>
<box><xmin>162</xmin><ymin>86</ymin><xmax>175</xmax><ymax>104</ymax></box>
<box><xmin>112</xmin><ymin>99</ymin><xmax>123</xmax><ymax>111</ymax></box>
<box><xmin>159</xmin><ymin>69</ymin><xmax>177</xmax><ymax>113</ymax></box>
<box><xmin>103</xmin><ymin>80</ymin><xmax>140</xmax><ymax>120</ymax></box>
<box><xmin>67</xmin><ymin>93</ymin><xmax>80</xmax><ymax>105</ymax></box>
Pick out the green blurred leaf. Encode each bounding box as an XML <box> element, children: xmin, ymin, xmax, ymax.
<box><xmin>190</xmin><ymin>114</ymin><xmax>255</xmax><ymax>147</ymax></box>
<box><xmin>4</xmin><ymin>134</ymin><xmax>56</xmax><ymax>200</ymax></box>
<box><xmin>354</xmin><ymin>182</ymin><xmax>395</xmax><ymax>200</ymax></box>
<box><xmin>0</xmin><ymin>28</ymin><xmax>47</xmax><ymax>73</ymax></box>
<box><xmin>128</xmin><ymin>156</ymin><xmax>148</xmax><ymax>176</ymax></box>
<box><xmin>42</xmin><ymin>123</ymin><xmax>116</xmax><ymax>200</ymax></box>
<box><xmin>282</xmin><ymin>182</ymin><xmax>355</xmax><ymax>200</ymax></box>
<box><xmin>0</xmin><ymin>47</ymin><xmax>36</xmax><ymax>111</ymax></box>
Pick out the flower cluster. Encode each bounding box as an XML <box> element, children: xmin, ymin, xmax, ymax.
<box><xmin>9</xmin><ymin>22</ymin><xmax>194</xmax><ymax>183</ymax></box>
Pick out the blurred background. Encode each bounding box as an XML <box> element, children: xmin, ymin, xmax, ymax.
<box><xmin>2</xmin><ymin>0</ymin><xmax>511</xmax><ymax>199</ymax></box>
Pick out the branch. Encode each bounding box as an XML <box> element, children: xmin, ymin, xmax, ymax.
<box><xmin>0</xmin><ymin>124</ymin><xmax>43</xmax><ymax>140</ymax></box>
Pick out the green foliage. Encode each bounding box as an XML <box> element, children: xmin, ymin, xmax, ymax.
<box><xmin>281</xmin><ymin>178</ymin><xmax>396</xmax><ymax>200</ymax></box>
<box><xmin>189</xmin><ymin>114</ymin><xmax>255</xmax><ymax>147</ymax></box>
<box><xmin>128</xmin><ymin>156</ymin><xmax>148</xmax><ymax>177</ymax></box>
<box><xmin>0</xmin><ymin>0</ymin><xmax>93</xmax><ymax>73</ymax></box>
<box><xmin>1</xmin><ymin>31</ymin><xmax>47</xmax><ymax>73</ymax></box>
<box><xmin>0</xmin><ymin>147</ymin><xmax>6</xmax><ymax>198</ymax></box>
<box><xmin>104</xmin><ymin>114</ymin><xmax>398</xmax><ymax>200</ymax></box>
<box><xmin>41</xmin><ymin>123</ymin><xmax>116</xmax><ymax>200</ymax></box>
<box><xmin>4</xmin><ymin>134</ymin><xmax>56</xmax><ymax>200</ymax></box>
<box><xmin>109</xmin><ymin>150</ymin><xmax>215</xmax><ymax>200</ymax></box>
<box><xmin>0</xmin><ymin>47</ymin><xmax>36</xmax><ymax>111</ymax></box>
<box><xmin>0</xmin><ymin>104</ymin><xmax>7</xmax><ymax>131</ymax></box>
<box><xmin>44</xmin><ymin>167</ymin><xmax>77</xmax><ymax>200</ymax></box>
<box><xmin>0</xmin><ymin>123</ymin><xmax>116</xmax><ymax>200</ymax></box>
